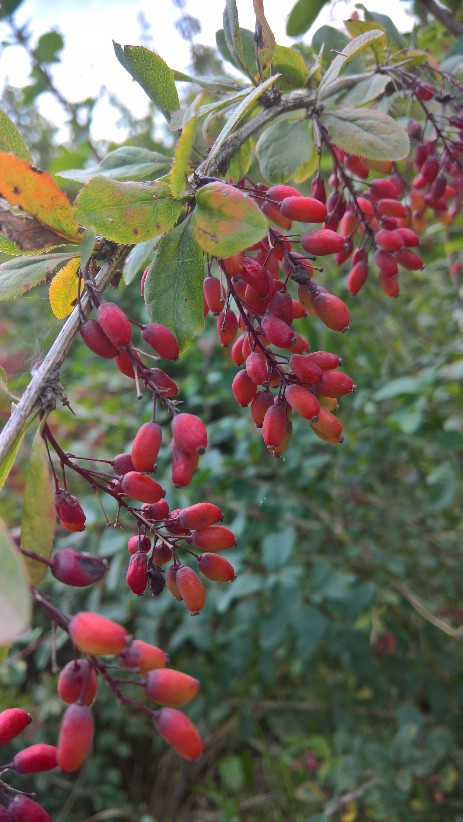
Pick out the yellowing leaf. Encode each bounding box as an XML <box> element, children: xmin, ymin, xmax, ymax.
<box><xmin>0</xmin><ymin>152</ymin><xmax>80</xmax><ymax>242</ymax></box>
<box><xmin>0</xmin><ymin>110</ymin><xmax>32</xmax><ymax>163</ymax></box>
<box><xmin>192</xmin><ymin>181</ymin><xmax>267</xmax><ymax>256</ymax></box>
<box><xmin>170</xmin><ymin>97</ymin><xmax>201</xmax><ymax>198</ymax></box>
<box><xmin>253</xmin><ymin>0</ymin><xmax>276</xmax><ymax>73</ymax></box>
<box><xmin>49</xmin><ymin>257</ymin><xmax>80</xmax><ymax>319</ymax></box>
<box><xmin>20</xmin><ymin>428</ymin><xmax>56</xmax><ymax>585</ymax></box>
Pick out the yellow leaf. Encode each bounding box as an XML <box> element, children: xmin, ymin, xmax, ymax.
<box><xmin>49</xmin><ymin>257</ymin><xmax>80</xmax><ymax>319</ymax></box>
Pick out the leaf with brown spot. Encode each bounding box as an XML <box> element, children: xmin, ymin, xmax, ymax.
<box><xmin>49</xmin><ymin>257</ymin><xmax>81</xmax><ymax>319</ymax></box>
<box><xmin>253</xmin><ymin>0</ymin><xmax>276</xmax><ymax>73</ymax></box>
<box><xmin>0</xmin><ymin>153</ymin><xmax>81</xmax><ymax>242</ymax></box>
<box><xmin>0</xmin><ymin>201</ymin><xmax>71</xmax><ymax>253</ymax></box>
<box><xmin>0</xmin><ymin>252</ymin><xmax>77</xmax><ymax>301</ymax></box>
<box><xmin>191</xmin><ymin>181</ymin><xmax>267</xmax><ymax>256</ymax></box>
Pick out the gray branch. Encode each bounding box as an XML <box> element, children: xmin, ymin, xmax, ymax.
<box><xmin>415</xmin><ymin>0</ymin><xmax>463</xmax><ymax>36</ymax></box>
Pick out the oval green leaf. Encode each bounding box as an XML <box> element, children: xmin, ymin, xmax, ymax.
<box><xmin>73</xmin><ymin>177</ymin><xmax>182</xmax><ymax>244</ymax></box>
<box><xmin>192</xmin><ymin>181</ymin><xmax>267</xmax><ymax>257</ymax></box>
<box><xmin>256</xmin><ymin>115</ymin><xmax>314</xmax><ymax>184</ymax></box>
<box><xmin>113</xmin><ymin>43</ymin><xmax>180</xmax><ymax>123</ymax></box>
<box><xmin>58</xmin><ymin>146</ymin><xmax>171</xmax><ymax>184</ymax></box>
<box><xmin>0</xmin><ymin>253</ymin><xmax>77</xmax><ymax>301</ymax></box>
<box><xmin>286</xmin><ymin>0</ymin><xmax>329</xmax><ymax>37</ymax></box>
<box><xmin>144</xmin><ymin>216</ymin><xmax>205</xmax><ymax>352</ymax></box>
<box><xmin>20</xmin><ymin>428</ymin><xmax>56</xmax><ymax>585</ymax></box>
<box><xmin>321</xmin><ymin>107</ymin><xmax>410</xmax><ymax>161</ymax></box>
<box><xmin>0</xmin><ymin>518</ymin><xmax>31</xmax><ymax>644</ymax></box>
<box><xmin>319</xmin><ymin>29</ymin><xmax>385</xmax><ymax>95</ymax></box>
<box><xmin>0</xmin><ymin>110</ymin><xmax>32</xmax><ymax>163</ymax></box>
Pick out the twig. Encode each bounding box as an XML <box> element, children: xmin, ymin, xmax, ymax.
<box><xmin>393</xmin><ymin>581</ymin><xmax>463</xmax><ymax>639</ymax></box>
<box><xmin>324</xmin><ymin>778</ymin><xmax>378</xmax><ymax>817</ymax></box>
<box><xmin>415</xmin><ymin>0</ymin><xmax>463</xmax><ymax>36</ymax></box>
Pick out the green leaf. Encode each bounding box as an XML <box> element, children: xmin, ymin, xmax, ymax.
<box><xmin>226</xmin><ymin>138</ymin><xmax>252</xmax><ymax>183</ymax></box>
<box><xmin>344</xmin><ymin>19</ymin><xmax>387</xmax><ymax>61</ymax></box>
<box><xmin>170</xmin><ymin>89</ymin><xmax>251</xmax><ymax>131</ymax></box>
<box><xmin>80</xmin><ymin>226</ymin><xmax>96</xmax><ymax>271</ymax></box>
<box><xmin>320</xmin><ymin>107</ymin><xmax>410</xmax><ymax>161</ymax></box>
<box><xmin>192</xmin><ymin>181</ymin><xmax>267</xmax><ymax>257</ymax></box>
<box><xmin>319</xmin><ymin>30</ymin><xmax>385</xmax><ymax>96</ymax></box>
<box><xmin>73</xmin><ymin>177</ymin><xmax>182</xmax><ymax>244</ymax></box>
<box><xmin>256</xmin><ymin>115</ymin><xmax>314</xmax><ymax>184</ymax></box>
<box><xmin>253</xmin><ymin>0</ymin><xmax>276</xmax><ymax>73</ymax></box>
<box><xmin>355</xmin><ymin>5</ymin><xmax>405</xmax><ymax>47</ymax></box>
<box><xmin>272</xmin><ymin>44</ymin><xmax>309</xmax><ymax>89</ymax></box>
<box><xmin>0</xmin><ymin>253</ymin><xmax>76</xmax><ymax>301</ymax></box>
<box><xmin>286</xmin><ymin>0</ymin><xmax>329</xmax><ymax>37</ymax></box>
<box><xmin>0</xmin><ymin>518</ymin><xmax>31</xmax><ymax>644</ymax></box>
<box><xmin>57</xmin><ymin>146</ymin><xmax>171</xmax><ymax>183</ymax></box>
<box><xmin>144</xmin><ymin>216</ymin><xmax>205</xmax><ymax>352</ymax></box>
<box><xmin>0</xmin><ymin>110</ymin><xmax>32</xmax><ymax>163</ymax></box>
<box><xmin>0</xmin><ymin>364</ymin><xmax>17</xmax><ymax>402</ymax></box>
<box><xmin>205</xmin><ymin>73</ymin><xmax>280</xmax><ymax>173</ymax></box>
<box><xmin>0</xmin><ymin>413</ymin><xmax>37</xmax><ymax>490</ymax></box>
<box><xmin>0</xmin><ymin>0</ymin><xmax>24</xmax><ymax>20</ymax></box>
<box><xmin>216</xmin><ymin>27</ymin><xmax>258</xmax><ymax>78</ymax></box>
<box><xmin>170</xmin><ymin>98</ymin><xmax>200</xmax><ymax>198</ymax></box>
<box><xmin>341</xmin><ymin>73</ymin><xmax>390</xmax><ymax>107</ymax></box>
<box><xmin>223</xmin><ymin>0</ymin><xmax>245</xmax><ymax>71</ymax></box>
<box><xmin>262</xmin><ymin>526</ymin><xmax>295</xmax><ymax>569</ymax></box>
<box><xmin>33</xmin><ymin>31</ymin><xmax>64</xmax><ymax>64</ymax></box>
<box><xmin>20</xmin><ymin>428</ymin><xmax>55</xmax><ymax>585</ymax></box>
<box><xmin>173</xmin><ymin>69</ymin><xmax>244</xmax><ymax>92</ymax></box>
<box><xmin>123</xmin><ymin>237</ymin><xmax>159</xmax><ymax>286</ymax></box>
<box><xmin>113</xmin><ymin>43</ymin><xmax>180</xmax><ymax>123</ymax></box>
<box><xmin>312</xmin><ymin>25</ymin><xmax>349</xmax><ymax>67</ymax></box>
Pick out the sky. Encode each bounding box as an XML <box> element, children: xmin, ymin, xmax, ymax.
<box><xmin>0</xmin><ymin>0</ymin><xmax>415</xmax><ymax>142</ymax></box>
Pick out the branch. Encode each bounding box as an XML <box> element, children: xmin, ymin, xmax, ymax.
<box><xmin>415</xmin><ymin>0</ymin><xmax>463</xmax><ymax>36</ymax></box>
<box><xmin>393</xmin><ymin>581</ymin><xmax>463</xmax><ymax>639</ymax></box>
<box><xmin>324</xmin><ymin>778</ymin><xmax>378</xmax><ymax>817</ymax></box>
<box><xmin>0</xmin><ymin>245</ymin><xmax>130</xmax><ymax>465</ymax></box>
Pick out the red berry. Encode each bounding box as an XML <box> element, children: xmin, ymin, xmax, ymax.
<box><xmin>0</xmin><ymin>708</ymin><xmax>31</xmax><ymax>746</ymax></box>
<box><xmin>198</xmin><ymin>552</ymin><xmax>236</xmax><ymax>582</ymax></box>
<box><xmin>285</xmin><ymin>384</ymin><xmax>320</xmax><ymax>421</ymax></box>
<box><xmin>231</xmin><ymin>335</ymin><xmax>246</xmax><ymax>366</ymax></box>
<box><xmin>310</xmin><ymin>408</ymin><xmax>343</xmax><ymax>441</ymax></box>
<box><xmin>377</xmin><ymin>199</ymin><xmax>407</xmax><ymax>218</ymax></box>
<box><xmin>245</xmin><ymin>351</ymin><xmax>269</xmax><ymax>386</ymax></box>
<box><xmin>261</xmin><ymin>315</ymin><xmax>295</xmax><ymax>349</ymax></box>
<box><xmin>8</xmin><ymin>796</ymin><xmax>52</xmax><ymax>822</ymax></box>
<box><xmin>113</xmin><ymin>350</ymin><xmax>139</xmax><ymax>379</ymax></box>
<box><xmin>175</xmin><ymin>566</ymin><xmax>206</xmax><ymax>613</ymax></box>
<box><xmin>155</xmin><ymin>707</ymin><xmax>203</xmax><ymax>761</ymax></box>
<box><xmin>126</xmin><ymin>552</ymin><xmax>148</xmax><ymax>595</ymax></box>
<box><xmin>80</xmin><ymin>319</ymin><xmax>118</xmax><ymax>359</ymax></box>
<box><xmin>141</xmin><ymin>500</ymin><xmax>170</xmax><ymax>521</ymax></box>
<box><xmin>217</xmin><ymin>309</ymin><xmax>238</xmax><ymax>346</ymax></box>
<box><xmin>69</xmin><ymin>611</ymin><xmax>128</xmax><ymax>656</ymax></box>
<box><xmin>121</xmin><ymin>472</ymin><xmax>165</xmax><ymax>504</ymax></box>
<box><xmin>127</xmin><ymin>534</ymin><xmax>152</xmax><ymax>554</ymax></box>
<box><xmin>97</xmin><ymin>302</ymin><xmax>132</xmax><ymax>348</ymax></box>
<box><xmin>222</xmin><ymin>252</ymin><xmax>244</xmax><ymax>276</ymax></box>
<box><xmin>307</xmin><ymin>351</ymin><xmax>342</xmax><ymax>370</ymax></box>
<box><xmin>232</xmin><ymin>369</ymin><xmax>257</xmax><ymax>406</ymax></box>
<box><xmin>111</xmin><ymin>452</ymin><xmax>135</xmax><ymax>475</ymax></box>
<box><xmin>144</xmin><ymin>668</ymin><xmax>199</xmax><ymax>706</ymax></box>
<box><xmin>241</xmin><ymin>257</ymin><xmax>271</xmax><ymax>298</ymax></box>
<box><xmin>177</xmin><ymin>503</ymin><xmax>223</xmax><ymax>531</ymax></box>
<box><xmin>55</xmin><ymin>490</ymin><xmax>86</xmax><ymax>533</ymax></box>
<box><xmin>313</xmin><ymin>292</ymin><xmax>350</xmax><ymax>332</ymax></box>
<box><xmin>57</xmin><ymin>704</ymin><xmax>94</xmax><ymax>772</ymax></box>
<box><xmin>315</xmin><ymin>370</ymin><xmax>356</xmax><ymax>397</ymax></box>
<box><xmin>203</xmin><ymin>276</ymin><xmax>226</xmax><ymax>314</ymax></box>
<box><xmin>347</xmin><ymin>261</ymin><xmax>369</xmax><ymax>295</ymax></box>
<box><xmin>189</xmin><ymin>526</ymin><xmax>236</xmax><ymax>552</ymax></box>
<box><xmin>172</xmin><ymin>413</ymin><xmax>208</xmax><ymax>455</ymax></box>
<box><xmin>416</xmin><ymin>82</ymin><xmax>434</xmax><ymax>101</ymax></box>
<box><xmin>268</xmin><ymin>289</ymin><xmax>293</xmax><ymax>325</ymax></box>
<box><xmin>312</xmin><ymin>175</ymin><xmax>326</xmax><ymax>203</ymax></box>
<box><xmin>141</xmin><ymin>323</ymin><xmax>179</xmax><ymax>360</ymax></box>
<box><xmin>166</xmin><ymin>566</ymin><xmax>182</xmax><ymax>600</ymax></box>
<box><xmin>375</xmin><ymin>249</ymin><xmax>399</xmax><ymax>278</ymax></box>
<box><xmin>57</xmin><ymin>660</ymin><xmax>98</xmax><ymax>705</ymax></box>
<box><xmin>148</xmin><ymin>368</ymin><xmax>179</xmax><ymax>397</ymax></box>
<box><xmin>250</xmin><ymin>389</ymin><xmax>274</xmax><ymax>427</ymax></box>
<box><xmin>368</xmin><ymin>178</ymin><xmax>398</xmax><ymax>199</ymax></box>
<box><xmin>379</xmin><ymin>270</ymin><xmax>400</xmax><ymax>297</ymax></box>
<box><xmin>262</xmin><ymin>402</ymin><xmax>288</xmax><ymax>451</ymax></box>
<box><xmin>120</xmin><ymin>639</ymin><xmax>168</xmax><ymax>673</ymax></box>
<box><xmin>152</xmin><ymin>540</ymin><xmax>174</xmax><ymax>565</ymax></box>
<box><xmin>12</xmin><ymin>744</ymin><xmax>58</xmax><ymax>774</ymax></box>
<box><xmin>375</xmin><ymin>229</ymin><xmax>404</xmax><ymax>252</ymax></box>
<box><xmin>301</xmin><ymin>229</ymin><xmax>345</xmax><ymax>256</ymax></box>
<box><xmin>51</xmin><ymin>548</ymin><xmax>107</xmax><ymax>587</ymax></box>
<box><xmin>130</xmin><ymin>421</ymin><xmax>162</xmax><ymax>473</ymax></box>
<box><xmin>289</xmin><ymin>354</ymin><xmax>323</xmax><ymax>385</ymax></box>
<box><xmin>395</xmin><ymin>249</ymin><xmax>424</xmax><ymax>270</ymax></box>
<box><xmin>171</xmin><ymin>442</ymin><xmax>199</xmax><ymax>487</ymax></box>
<box><xmin>280</xmin><ymin>196</ymin><xmax>327</xmax><ymax>223</ymax></box>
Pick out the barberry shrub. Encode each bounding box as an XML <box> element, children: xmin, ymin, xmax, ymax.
<box><xmin>0</xmin><ymin>0</ymin><xmax>462</xmax><ymax>819</ymax></box>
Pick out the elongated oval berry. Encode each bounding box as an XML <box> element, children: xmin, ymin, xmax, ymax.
<box><xmin>289</xmin><ymin>354</ymin><xmax>323</xmax><ymax>385</ymax></box>
<box><xmin>111</xmin><ymin>452</ymin><xmax>135</xmax><ymax>475</ymax></box>
<box><xmin>285</xmin><ymin>384</ymin><xmax>320</xmax><ymax>421</ymax></box>
<box><xmin>190</xmin><ymin>526</ymin><xmax>236</xmax><ymax>552</ymax></box>
<box><xmin>57</xmin><ymin>660</ymin><xmax>98</xmax><ymax>705</ymax></box>
<box><xmin>131</xmin><ymin>421</ymin><xmax>162</xmax><ymax>473</ymax></box>
<box><xmin>198</xmin><ymin>553</ymin><xmax>236</xmax><ymax>582</ymax></box>
<box><xmin>377</xmin><ymin>199</ymin><xmax>406</xmax><ymax>218</ymax></box>
<box><xmin>203</xmin><ymin>276</ymin><xmax>226</xmax><ymax>314</ymax></box>
<box><xmin>144</xmin><ymin>668</ymin><xmax>199</xmax><ymax>706</ymax></box>
<box><xmin>313</xmin><ymin>292</ymin><xmax>350</xmax><ymax>332</ymax></box>
<box><xmin>141</xmin><ymin>500</ymin><xmax>170</xmax><ymax>521</ymax></box>
<box><xmin>396</xmin><ymin>227</ymin><xmax>420</xmax><ymax>248</ymax></box>
<box><xmin>241</xmin><ymin>257</ymin><xmax>271</xmax><ymax>298</ymax></box>
<box><xmin>250</xmin><ymin>389</ymin><xmax>274</xmax><ymax>427</ymax></box>
<box><xmin>57</xmin><ymin>704</ymin><xmax>94</xmax><ymax>772</ymax></box>
<box><xmin>55</xmin><ymin>490</ymin><xmax>86</xmax><ymax>533</ymax></box>
<box><xmin>262</xmin><ymin>402</ymin><xmax>288</xmax><ymax>451</ymax></box>
<box><xmin>69</xmin><ymin>612</ymin><xmax>128</xmax><ymax>656</ymax></box>
<box><xmin>148</xmin><ymin>368</ymin><xmax>179</xmax><ymax>397</ymax></box>
<box><xmin>231</xmin><ymin>335</ymin><xmax>245</xmax><ymax>366</ymax></box>
<box><xmin>80</xmin><ymin>319</ymin><xmax>118</xmax><ymax>359</ymax></box>
<box><xmin>155</xmin><ymin>707</ymin><xmax>203</xmax><ymax>761</ymax></box>
<box><xmin>315</xmin><ymin>370</ymin><xmax>356</xmax><ymax>398</ymax></box>
<box><xmin>126</xmin><ymin>552</ymin><xmax>148</xmax><ymax>595</ymax></box>
<box><xmin>121</xmin><ymin>472</ymin><xmax>165</xmax><ymax>504</ymax></box>
<box><xmin>395</xmin><ymin>249</ymin><xmax>424</xmax><ymax>270</ymax></box>
<box><xmin>222</xmin><ymin>251</ymin><xmax>244</xmax><ymax>276</ymax></box>
<box><xmin>8</xmin><ymin>796</ymin><xmax>52</xmax><ymax>822</ymax></box>
<box><xmin>217</xmin><ymin>309</ymin><xmax>238</xmax><ymax>346</ymax></box>
<box><xmin>172</xmin><ymin>413</ymin><xmax>208</xmax><ymax>455</ymax></box>
<box><xmin>141</xmin><ymin>323</ymin><xmax>179</xmax><ymax>360</ymax></box>
<box><xmin>375</xmin><ymin>249</ymin><xmax>398</xmax><ymax>278</ymax></box>
<box><xmin>307</xmin><ymin>351</ymin><xmax>341</xmax><ymax>370</ymax></box>
<box><xmin>166</xmin><ymin>566</ymin><xmax>182</xmax><ymax>600</ymax></box>
<box><xmin>12</xmin><ymin>744</ymin><xmax>58</xmax><ymax>774</ymax></box>
<box><xmin>379</xmin><ymin>270</ymin><xmax>400</xmax><ymax>297</ymax></box>
<box><xmin>51</xmin><ymin>548</ymin><xmax>107</xmax><ymax>587</ymax></box>
<box><xmin>0</xmin><ymin>708</ymin><xmax>31</xmax><ymax>745</ymax></box>
<box><xmin>232</xmin><ymin>369</ymin><xmax>257</xmax><ymax>406</ymax></box>
<box><xmin>171</xmin><ymin>443</ymin><xmax>199</xmax><ymax>487</ymax></box>
<box><xmin>120</xmin><ymin>639</ymin><xmax>168</xmax><ymax>673</ymax></box>
<box><xmin>175</xmin><ymin>566</ymin><xmax>206</xmax><ymax>614</ymax></box>
<box><xmin>177</xmin><ymin>503</ymin><xmax>223</xmax><ymax>531</ymax></box>
<box><xmin>127</xmin><ymin>535</ymin><xmax>152</xmax><ymax>554</ymax></box>
<box><xmin>347</xmin><ymin>261</ymin><xmax>369</xmax><ymax>295</ymax></box>
<box><xmin>97</xmin><ymin>302</ymin><xmax>132</xmax><ymax>348</ymax></box>
<box><xmin>245</xmin><ymin>351</ymin><xmax>269</xmax><ymax>386</ymax></box>
<box><xmin>272</xmin><ymin>418</ymin><xmax>293</xmax><ymax>456</ymax></box>
<box><xmin>268</xmin><ymin>289</ymin><xmax>294</xmax><ymax>325</ymax></box>
<box><xmin>301</xmin><ymin>229</ymin><xmax>345</xmax><ymax>256</ymax></box>
<box><xmin>280</xmin><ymin>195</ymin><xmax>327</xmax><ymax>223</ymax></box>
<box><xmin>113</xmin><ymin>350</ymin><xmax>138</xmax><ymax>379</ymax></box>
<box><xmin>152</xmin><ymin>540</ymin><xmax>173</xmax><ymax>566</ymax></box>
<box><xmin>375</xmin><ymin>229</ymin><xmax>404</xmax><ymax>251</ymax></box>
<box><xmin>261</xmin><ymin>315</ymin><xmax>295</xmax><ymax>349</ymax></box>
<box><xmin>368</xmin><ymin>178</ymin><xmax>398</xmax><ymax>199</ymax></box>
<box><xmin>310</xmin><ymin>408</ymin><xmax>343</xmax><ymax>441</ymax></box>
